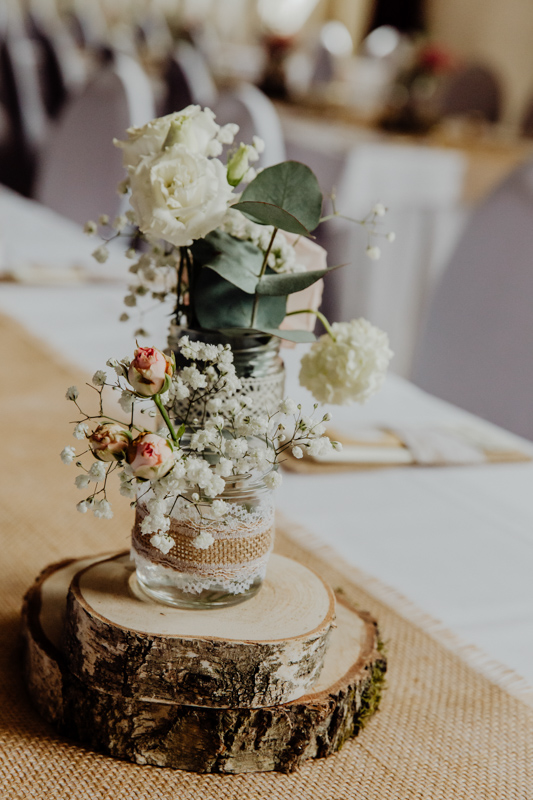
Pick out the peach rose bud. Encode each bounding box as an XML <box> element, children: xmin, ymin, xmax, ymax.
<box><xmin>128</xmin><ymin>347</ymin><xmax>173</xmax><ymax>396</ymax></box>
<box><xmin>88</xmin><ymin>423</ymin><xmax>130</xmax><ymax>462</ymax></box>
<box><xmin>127</xmin><ymin>433</ymin><xmax>176</xmax><ymax>480</ymax></box>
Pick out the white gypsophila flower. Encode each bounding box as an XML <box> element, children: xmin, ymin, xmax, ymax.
<box><xmin>387</xmin><ymin>232</ymin><xmax>396</xmax><ymax>242</ymax></box>
<box><xmin>92</xmin><ymin>245</ymin><xmax>109</xmax><ymax>264</ymax></box>
<box><xmin>66</xmin><ymin>386</ymin><xmax>79</xmax><ymax>401</ymax></box>
<box><xmin>299</xmin><ymin>318</ymin><xmax>393</xmax><ymax>406</ymax></box>
<box><xmin>264</xmin><ymin>471</ymin><xmax>282</xmax><ymax>489</ymax></box>
<box><xmin>112</xmin><ymin>215</ymin><xmax>128</xmax><ymax>232</ymax></box>
<box><xmin>225</xmin><ymin>438</ymin><xmax>248</xmax><ymax>459</ymax></box>
<box><xmin>60</xmin><ymin>446</ymin><xmax>76</xmax><ymax>464</ymax></box>
<box><xmin>128</xmin><ymin>145</ymin><xmax>234</xmax><ymax>248</ymax></box>
<box><xmin>91</xmin><ymin>370</ymin><xmax>107</xmax><ymax>387</ymax></box>
<box><xmin>212</xmin><ymin>499</ymin><xmax>228</xmax><ymax>518</ymax></box>
<box><xmin>75</xmin><ymin>473</ymin><xmax>90</xmax><ymax>489</ymax></box>
<box><xmin>323</xmin><ymin>411</ymin><xmax>332</xmax><ymax>421</ymax></box>
<box><xmin>169</xmin><ymin>376</ymin><xmax>190</xmax><ymax>401</ymax></box>
<box><xmin>203</xmin><ymin>473</ymin><xmax>225</xmax><ymax>498</ymax></box>
<box><xmin>119</xmin><ymin>391</ymin><xmax>135</xmax><ymax>413</ymax></box>
<box><xmin>215</xmin><ymin>457</ymin><xmax>233</xmax><ymax>477</ymax></box>
<box><xmin>89</xmin><ymin>461</ymin><xmax>106</xmax><ymax>482</ymax></box>
<box><xmin>192</xmin><ymin>530</ymin><xmax>215</xmax><ymax>550</ymax></box>
<box><xmin>98</xmin><ymin>214</ymin><xmax>109</xmax><ymax>226</ymax></box>
<box><xmin>124</xmin><ymin>294</ymin><xmax>137</xmax><ymax>307</ymax></box>
<box><xmin>83</xmin><ymin>220</ymin><xmax>97</xmax><ymax>235</ymax></box>
<box><xmin>292</xmin><ymin>446</ymin><xmax>304</xmax><ymax>459</ymax></box>
<box><xmin>73</xmin><ymin>422</ymin><xmax>88</xmax><ymax>440</ymax></box>
<box><xmin>307</xmin><ymin>437</ymin><xmax>334</xmax><ymax>458</ymax></box>
<box><xmin>115</xmin><ymin>107</ymin><xmax>221</xmax><ymax>169</ymax></box>
<box><xmin>365</xmin><ymin>245</ymin><xmax>381</xmax><ymax>261</ymax></box>
<box><xmin>150</xmin><ymin>532</ymin><xmax>174</xmax><ymax>554</ymax></box>
<box><xmin>278</xmin><ymin>397</ymin><xmax>298</xmax><ymax>416</ymax></box>
<box><xmin>76</xmin><ymin>500</ymin><xmax>88</xmax><ymax>513</ymax></box>
<box><xmin>372</xmin><ymin>202</ymin><xmax>386</xmax><ymax>217</ymax></box>
<box><xmin>93</xmin><ymin>499</ymin><xmax>113</xmax><ymax>519</ymax></box>
<box><xmin>180</xmin><ymin>366</ymin><xmax>207</xmax><ymax>390</ymax></box>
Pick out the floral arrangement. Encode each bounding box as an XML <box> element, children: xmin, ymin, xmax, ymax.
<box><xmin>61</xmin><ymin>339</ymin><xmax>339</xmax><ymax>551</ymax></box>
<box><xmin>85</xmin><ymin>104</ymin><xmax>394</xmax><ymax>405</ymax></box>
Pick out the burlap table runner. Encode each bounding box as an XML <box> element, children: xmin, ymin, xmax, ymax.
<box><xmin>1</xmin><ymin>312</ymin><xmax>532</xmax><ymax>799</ymax></box>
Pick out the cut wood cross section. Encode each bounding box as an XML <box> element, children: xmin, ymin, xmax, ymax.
<box><xmin>21</xmin><ymin>553</ymin><xmax>386</xmax><ymax>774</ymax></box>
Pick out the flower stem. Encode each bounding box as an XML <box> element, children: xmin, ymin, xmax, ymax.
<box><xmin>251</xmin><ymin>227</ymin><xmax>278</xmax><ymax>328</ymax></box>
<box><xmin>285</xmin><ymin>308</ymin><xmax>337</xmax><ymax>341</ymax></box>
<box><xmin>154</xmin><ymin>394</ymin><xmax>179</xmax><ymax>444</ymax></box>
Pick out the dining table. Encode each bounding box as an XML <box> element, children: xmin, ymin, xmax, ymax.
<box><xmin>1</xmin><ymin>183</ymin><xmax>533</xmax><ymax>696</ymax></box>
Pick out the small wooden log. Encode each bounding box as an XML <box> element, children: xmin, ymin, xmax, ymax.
<box><xmin>63</xmin><ymin>552</ymin><xmax>336</xmax><ymax>707</ymax></box>
<box><xmin>22</xmin><ymin>555</ymin><xmax>386</xmax><ymax>774</ymax></box>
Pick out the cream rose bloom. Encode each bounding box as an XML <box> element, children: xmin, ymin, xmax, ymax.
<box><xmin>115</xmin><ymin>106</ymin><xmax>221</xmax><ymax>170</ymax></box>
<box><xmin>128</xmin><ymin>145</ymin><xmax>234</xmax><ymax>247</ymax></box>
<box><xmin>299</xmin><ymin>319</ymin><xmax>393</xmax><ymax>405</ymax></box>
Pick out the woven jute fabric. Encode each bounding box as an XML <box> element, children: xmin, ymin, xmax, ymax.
<box><xmin>1</xmin><ymin>312</ymin><xmax>532</xmax><ymax>800</ymax></box>
<box><xmin>132</xmin><ymin>507</ymin><xmax>274</xmax><ymax>569</ymax></box>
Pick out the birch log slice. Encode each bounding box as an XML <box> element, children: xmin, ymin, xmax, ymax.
<box><xmin>64</xmin><ymin>552</ymin><xmax>336</xmax><ymax>707</ymax></box>
<box><xmin>21</xmin><ymin>556</ymin><xmax>386</xmax><ymax>774</ymax></box>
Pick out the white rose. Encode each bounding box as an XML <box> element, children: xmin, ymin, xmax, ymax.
<box><xmin>114</xmin><ymin>106</ymin><xmax>220</xmax><ymax>170</ymax></box>
<box><xmin>128</xmin><ymin>146</ymin><xmax>234</xmax><ymax>248</ymax></box>
<box><xmin>299</xmin><ymin>319</ymin><xmax>393</xmax><ymax>405</ymax></box>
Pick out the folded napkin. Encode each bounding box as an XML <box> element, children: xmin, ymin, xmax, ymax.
<box><xmin>282</xmin><ymin>423</ymin><xmax>531</xmax><ymax>473</ymax></box>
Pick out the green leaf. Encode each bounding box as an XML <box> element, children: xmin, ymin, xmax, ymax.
<box><xmin>256</xmin><ymin>268</ymin><xmax>328</xmax><ymax>296</ymax></box>
<box><xmin>254</xmin><ymin>327</ymin><xmax>317</xmax><ymax>343</ymax></box>
<box><xmin>192</xmin><ymin>267</ymin><xmax>286</xmax><ymax>330</ymax></box>
<box><xmin>233</xmin><ymin>161</ymin><xmax>323</xmax><ymax>233</ymax></box>
<box><xmin>190</xmin><ymin>231</ymin><xmax>263</xmax><ymax>294</ymax></box>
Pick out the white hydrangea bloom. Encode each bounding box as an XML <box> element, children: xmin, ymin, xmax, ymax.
<box><xmin>299</xmin><ymin>319</ymin><xmax>393</xmax><ymax>405</ymax></box>
<box><xmin>60</xmin><ymin>446</ymin><xmax>76</xmax><ymax>464</ymax></box>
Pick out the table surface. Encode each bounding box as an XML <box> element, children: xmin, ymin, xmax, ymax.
<box><xmin>1</xmin><ymin>187</ymin><xmax>532</xmax><ymax>688</ymax></box>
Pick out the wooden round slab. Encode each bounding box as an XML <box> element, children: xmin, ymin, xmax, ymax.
<box><xmin>22</xmin><ymin>555</ymin><xmax>386</xmax><ymax>774</ymax></box>
<box><xmin>64</xmin><ymin>552</ymin><xmax>336</xmax><ymax>707</ymax></box>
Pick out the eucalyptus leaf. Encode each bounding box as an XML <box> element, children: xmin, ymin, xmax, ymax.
<box><xmin>193</xmin><ymin>267</ymin><xmax>286</xmax><ymax>330</ymax></box>
<box><xmin>256</xmin><ymin>268</ymin><xmax>330</xmax><ymax>296</ymax></box>
<box><xmin>233</xmin><ymin>161</ymin><xmax>323</xmax><ymax>233</ymax></box>
<box><xmin>190</xmin><ymin>230</ymin><xmax>263</xmax><ymax>294</ymax></box>
<box><xmin>253</xmin><ymin>327</ymin><xmax>317</xmax><ymax>343</ymax></box>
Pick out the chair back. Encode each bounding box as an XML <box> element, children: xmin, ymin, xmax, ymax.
<box><xmin>437</xmin><ymin>64</ymin><xmax>502</xmax><ymax>123</ymax></box>
<box><xmin>35</xmin><ymin>53</ymin><xmax>155</xmax><ymax>226</ymax></box>
<box><xmin>161</xmin><ymin>41</ymin><xmax>217</xmax><ymax>114</ymax></box>
<box><xmin>413</xmin><ymin>159</ymin><xmax>533</xmax><ymax>439</ymax></box>
<box><xmin>214</xmin><ymin>83</ymin><xmax>286</xmax><ymax>168</ymax></box>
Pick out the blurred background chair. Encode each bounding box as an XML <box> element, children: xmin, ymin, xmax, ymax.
<box><xmin>160</xmin><ymin>40</ymin><xmax>217</xmax><ymax>115</ymax></box>
<box><xmin>436</xmin><ymin>64</ymin><xmax>502</xmax><ymax>123</ymax></box>
<box><xmin>35</xmin><ymin>52</ymin><xmax>155</xmax><ymax>226</ymax></box>
<box><xmin>214</xmin><ymin>83</ymin><xmax>286</xmax><ymax>167</ymax></box>
<box><xmin>413</xmin><ymin>158</ymin><xmax>533</xmax><ymax>440</ymax></box>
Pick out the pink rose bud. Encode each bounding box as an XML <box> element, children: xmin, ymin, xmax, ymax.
<box><xmin>127</xmin><ymin>433</ymin><xmax>176</xmax><ymax>480</ymax></box>
<box><xmin>128</xmin><ymin>347</ymin><xmax>173</xmax><ymax>396</ymax></box>
<box><xmin>88</xmin><ymin>423</ymin><xmax>130</xmax><ymax>462</ymax></box>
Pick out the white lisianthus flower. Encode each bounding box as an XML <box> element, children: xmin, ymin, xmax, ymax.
<box><xmin>60</xmin><ymin>446</ymin><xmax>76</xmax><ymax>464</ymax></box>
<box><xmin>299</xmin><ymin>319</ymin><xmax>393</xmax><ymax>405</ymax></box>
<box><xmin>115</xmin><ymin>106</ymin><xmax>220</xmax><ymax>169</ymax></box>
<box><xmin>264</xmin><ymin>471</ymin><xmax>282</xmax><ymax>489</ymax></box>
<box><xmin>193</xmin><ymin>530</ymin><xmax>215</xmax><ymax>550</ymax></box>
<box><xmin>128</xmin><ymin>146</ymin><xmax>234</xmax><ymax>248</ymax></box>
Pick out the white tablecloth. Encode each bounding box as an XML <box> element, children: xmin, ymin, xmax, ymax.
<box><xmin>280</xmin><ymin>109</ymin><xmax>468</xmax><ymax>377</ymax></box>
<box><xmin>1</xmin><ymin>188</ymin><xmax>532</xmax><ymax>691</ymax></box>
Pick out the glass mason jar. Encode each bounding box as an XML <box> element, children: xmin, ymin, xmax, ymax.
<box><xmin>131</xmin><ymin>473</ymin><xmax>276</xmax><ymax>609</ymax></box>
<box><xmin>167</xmin><ymin>324</ymin><xmax>286</xmax><ymax>417</ymax></box>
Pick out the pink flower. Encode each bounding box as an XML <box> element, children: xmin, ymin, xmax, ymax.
<box><xmin>279</xmin><ymin>233</ymin><xmax>326</xmax><ymax>346</ymax></box>
<box><xmin>127</xmin><ymin>433</ymin><xmax>176</xmax><ymax>480</ymax></box>
<box><xmin>88</xmin><ymin>423</ymin><xmax>130</xmax><ymax>462</ymax></box>
<box><xmin>128</xmin><ymin>347</ymin><xmax>173</xmax><ymax>396</ymax></box>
